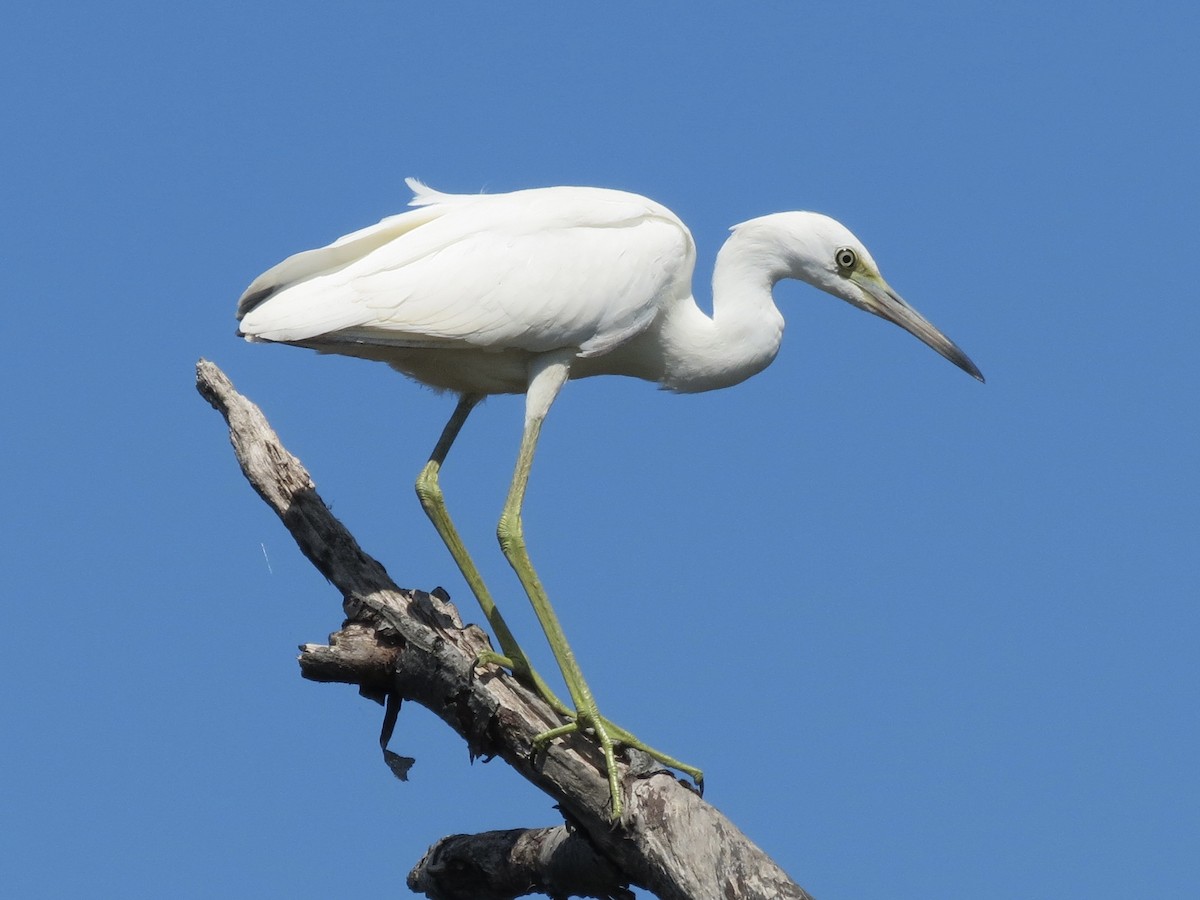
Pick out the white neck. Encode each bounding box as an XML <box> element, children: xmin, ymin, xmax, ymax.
<box><xmin>656</xmin><ymin>221</ymin><xmax>793</xmax><ymax>393</ymax></box>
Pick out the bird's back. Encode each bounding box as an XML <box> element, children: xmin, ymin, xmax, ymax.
<box><xmin>237</xmin><ymin>181</ymin><xmax>696</xmax><ymax>392</ymax></box>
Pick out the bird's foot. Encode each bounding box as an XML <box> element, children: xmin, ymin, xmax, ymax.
<box><xmin>474</xmin><ymin>652</ymin><xmax>704</xmax><ymax>818</ymax></box>
<box><xmin>531</xmin><ymin>710</ymin><xmax>705</xmax><ymax>820</ymax></box>
<box><xmin>596</xmin><ymin>721</ymin><xmax>705</xmax><ymax>795</ymax></box>
<box><xmin>533</xmin><ymin>711</ymin><xmax>623</xmax><ymax>818</ymax></box>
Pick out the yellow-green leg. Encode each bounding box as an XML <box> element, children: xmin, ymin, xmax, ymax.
<box><xmin>496</xmin><ymin>353</ymin><xmax>702</xmax><ymax>819</ymax></box>
<box><xmin>415</xmin><ymin>394</ymin><xmax>568</xmax><ymax>711</ymax></box>
<box><xmin>416</xmin><ymin>385</ymin><xmax>704</xmax><ymax>818</ymax></box>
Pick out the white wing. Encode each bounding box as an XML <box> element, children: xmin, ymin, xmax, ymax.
<box><xmin>238</xmin><ymin>182</ymin><xmax>695</xmax><ymax>359</ymax></box>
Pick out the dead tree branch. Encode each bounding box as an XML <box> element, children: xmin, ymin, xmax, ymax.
<box><xmin>196</xmin><ymin>358</ymin><xmax>813</xmax><ymax>900</ymax></box>
<box><xmin>407</xmin><ymin>826</ymin><xmax>633</xmax><ymax>900</ymax></box>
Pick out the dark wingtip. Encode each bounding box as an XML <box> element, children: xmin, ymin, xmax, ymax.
<box><xmin>235</xmin><ymin>286</ymin><xmax>275</xmax><ymax>321</ymax></box>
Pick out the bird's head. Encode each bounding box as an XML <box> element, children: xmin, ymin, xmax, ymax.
<box><xmin>731</xmin><ymin>212</ymin><xmax>984</xmax><ymax>382</ymax></box>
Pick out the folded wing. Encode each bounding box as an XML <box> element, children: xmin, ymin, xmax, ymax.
<box><xmin>237</xmin><ymin>182</ymin><xmax>695</xmax><ymax>360</ymax></box>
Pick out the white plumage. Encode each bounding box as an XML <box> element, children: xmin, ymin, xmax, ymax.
<box><xmin>239</xmin><ymin>180</ymin><xmax>699</xmax><ymax>393</ymax></box>
<box><xmin>236</xmin><ymin>179</ymin><xmax>982</xmax><ymax>818</ymax></box>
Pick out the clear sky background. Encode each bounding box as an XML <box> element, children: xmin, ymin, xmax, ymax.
<box><xmin>2</xmin><ymin>3</ymin><xmax>1196</xmax><ymax>898</ymax></box>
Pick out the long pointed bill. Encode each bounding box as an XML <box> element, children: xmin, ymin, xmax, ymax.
<box><xmin>851</xmin><ymin>273</ymin><xmax>985</xmax><ymax>382</ymax></box>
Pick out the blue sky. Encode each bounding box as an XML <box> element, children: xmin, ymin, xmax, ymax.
<box><xmin>2</xmin><ymin>3</ymin><xmax>1196</xmax><ymax>897</ymax></box>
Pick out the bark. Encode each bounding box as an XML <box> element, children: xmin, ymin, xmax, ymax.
<box><xmin>407</xmin><ymin>827</ymin><xmax>633</xmax><ymax>900</ymax></box>
<box><xmin>197</xmin><ymin>359</ymin><xmax>814</xmax><ymax>900</ymax></box>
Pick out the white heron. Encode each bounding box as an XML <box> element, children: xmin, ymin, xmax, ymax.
<box><xmin>237</xmin><ymin>179</ymin><xmax>983</xmax><ymax>818</ymax></box>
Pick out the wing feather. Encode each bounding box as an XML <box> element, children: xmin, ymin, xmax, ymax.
<box><xmin>238</xmin><ymin>184</ymin><xmax>695</xmax><ymax>359</ymax></box>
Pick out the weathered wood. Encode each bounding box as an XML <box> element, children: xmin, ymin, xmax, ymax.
<box><xmin>407</xmin><ymin>826</ymin><xmax>632</xmax><ymax>900</ymax></box>
<box><xmin>197</xmin><ymin>358</ymin><xmax>813</xmax><ymax>900</ymax></box>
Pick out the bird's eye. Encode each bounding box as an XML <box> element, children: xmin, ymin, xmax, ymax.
<box><xmin>835</xmin><ymin>248</ymin><xmax>857</xmax><ymax>271</ymax></box>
